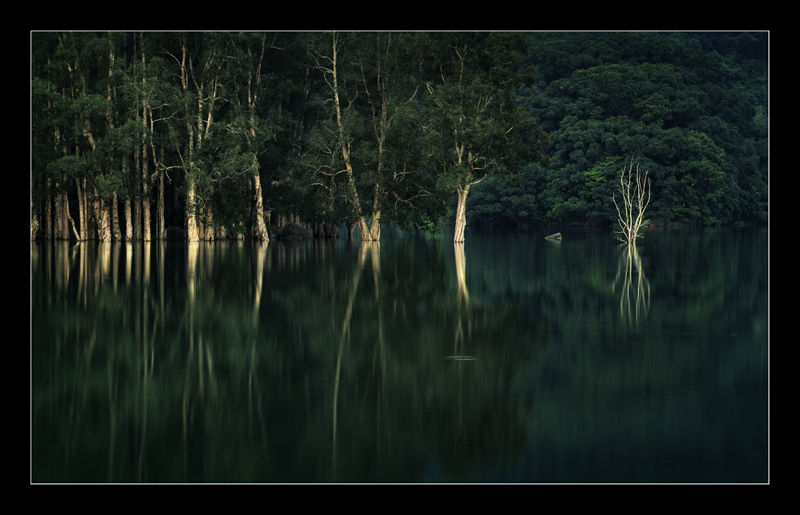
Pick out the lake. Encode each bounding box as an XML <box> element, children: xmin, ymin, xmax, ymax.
<box><xmin>30</xmin><ymin>226</ymin><xmax>769</xmax><ymax>483</ymax></box>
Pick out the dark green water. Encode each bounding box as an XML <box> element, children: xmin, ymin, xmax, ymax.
<box><xmin>31</xmin><ymin>226</ymin><xmax>769</xmax><ymax>483</ymax></box>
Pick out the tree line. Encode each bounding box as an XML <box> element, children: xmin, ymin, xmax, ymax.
<box><xmin>31</xmin><ymin>31</ymin><xmax>548</xmax><ymax>244</ymax></box>
<box><xmin>467</xmin><ymin>31</ymin><xmax>768</xmax><ymax>228</ymax></box>
<box><xmin>31</xmin><ymin>32</ymin><xmax>767</xmax><ymax>245</ymax></box>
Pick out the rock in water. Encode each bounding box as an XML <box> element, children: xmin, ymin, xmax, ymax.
<box><xmin>281</xmin><ymin>222</ymin><xmax>314</xmax><ymax>240</ymax></box>
<box><xmin>545</xmin><ymin>232</ymin><xmax>562</xmax><ymax>240</ymax></box>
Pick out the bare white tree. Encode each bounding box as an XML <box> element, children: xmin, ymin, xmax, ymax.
<box><xmin>611</xmin><ymin>161</ymin><xmax>651</xmax><ymax>245</ymax></box>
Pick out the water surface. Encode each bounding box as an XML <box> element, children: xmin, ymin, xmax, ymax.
<box><xmin>31</xmin><ymin>227</ymin><xmax>769</xmax><ymax>483</ymax></box>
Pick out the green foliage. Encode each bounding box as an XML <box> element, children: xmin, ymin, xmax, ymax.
<box><xmin>30</xmin><ymin>31</ymin><xmax>767</xmax><ymax>241</ymax></box>
<box><xmin>495</xmin><ymin>31</ymin><xmax>768</xmax><ymax>227</ymax></box>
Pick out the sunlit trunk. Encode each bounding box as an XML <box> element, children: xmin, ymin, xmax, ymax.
<box><xmin>100</xmin><ymin>197</ymin><xmax>111</xmax><ymax>243</ymax></box>
<box><xmin>204</xmin><ymin>205</ymin><xmax>215</xmax><ymax>241</ymax></box>
<box><xmin>453</xmin><ymin>185</ymin><xmax>470</xmax><ymax>243</ymax></box>
<box><xmin>157</xmin><ymin>146</ymin><xmax>165</xmax><ymax>240</ymax></box>
<box><xmin>124</xmin><ymin>195</ymin><xmax>133</xmax><ymax>241</ymax></box>
<box><xmin>75</xmin><ymin>178</ymin><xmax>86</xmax><ymax>241</ymax></box>
<box><xmin>186</xmin><ymin>181</ymin><xmax>199</xmax><ymax>242</ymax></box>
<box><xmin>251</xmin><ymin>172</ymin><xmax>269</xmax><ymax>240</ymax></box>
<box><xmin>112</xmin><ymin>192</ymin><xmax>121</xmax><ymax>241</ymax></box>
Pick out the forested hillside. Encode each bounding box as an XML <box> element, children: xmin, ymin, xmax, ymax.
<box><xmin>31</xmin><ymin>32</ymin><xmax>768</xmax><ymax>243</ymax></box>
<box><xmin>468</xmin><ymin>31</ymin><xmax>768</xmax><ymax>227</ymax></box>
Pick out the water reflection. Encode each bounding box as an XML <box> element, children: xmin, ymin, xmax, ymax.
<box><xmin>32</xmin><ymin>236</ymin><xmax>549</xmax><ymax>483</ymax></box>
<box><xmin>31</xmin><ymin>228</ymin><xmax>768</xmax><ymax>482</ymax></box>
<box><xmin>613</xmin><ymin>243</ymin><xmax>650</xmax><ymax>328</ymax></box>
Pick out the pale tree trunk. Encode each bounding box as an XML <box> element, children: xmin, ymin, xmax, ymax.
<box><xmin>82</xmin><ymin>178</ymin><xmax>91</xmax><ymax>240</ymax></box>
<box><xmin>326</xmin><ymin>32</ymin><xmax>372</xmax><ymax>241</ymax></box>
<box><xmin>107</xmin><ymin>34</ymin><xmax>122</xmax><ymax>243</ymax></box>
<box><xmin>157</xmin><ymin>147</ymin><xmax>165</xmax><ymax>240</ymax></box>
<box><xmin>123</xmin><ymin>156</ymin><xmax>133</xmax><ymax>241</ymax></box>
<box><xmin>132</xmin><ymin>34</ymin><xmax>142</xmax><ymax>241</ymax></box>
<box><xmin>67</xmin><ymin>196</ymin><xmax>81</xmax><ymax>241</ymax></box>
<box><xmin>134</xmin><ymin>137</ymin><xmax>142</xmax><ymax>241</ymax></box>
<box><xmin>75</xmin><ymin>178</ymin><xmax>86</xmax><ymax>241</ymax></box>
<box><xmin>112</xmin><ymin>192</ymin><xmax>122</xmax><ymax>241</ymax></box>
<box><xmin>181</xmin><ymin>36</ymin><xmax>222</xmax><ymax>242</ymax></box>
<box><xmin>368</xmin><ymin>210</ymin><xmax>381</xmax><ymax>241</ymax></box>
<box><xmin>453</xmin><ymin>185</ymin><xmax>470</xmax><ymax>244</ymax></box>
<box><xmin>95</xmin><ymin>185</ymin><xmax>111</xmax><ymax>243</ymax></box>
<box><xmin>177</xmin><ymin>37</ymin><xmax>198</xmax><ymax>242</ymax></box>
<box><xmin>100</xmin><ymin>197</ymin><xmax>111</xmax><ymax>243</ymax></box>
<box><xmin>141</xmin><ymin>123</ymin><xmax>151</xmax><ymax>241</ymax></box>
<box><xmin>45</xmin><ymin>182</ymin><xmax>53</xmax><ymax>240</ymax></box>
<box><xmin>125</xmin><ymin>197</ymin><xmax>133</xmax><ymax>241</ymax></box>
<box><xmin>186</xmin><ymin>179</ymin><xmax>199</xmax><ymax>242</ymax></box>
<box><xmin>251</xmin><ymin>172</ymin><xmax>269</xmax><ymax>240</ymax></box>
<box><xmin>247</xmin><ymin>34</ymin><xmax>269</xmax><ymax>242</ymax></box>
<box><xmin>141</xmin><ymin>39</ymin><xmax>152</xmax><ymax>242</ymax></box>
<box><xmin>205</xmin><ymin>205</ymin><xmax>215</xmax><ymax>240</ymax></box>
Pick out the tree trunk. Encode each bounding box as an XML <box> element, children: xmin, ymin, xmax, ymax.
<box><xmin>453</xmin><ymin>185</ymin><xmax>470</xmax><ymax>243</ymax></box>
<box><xmin>45</xmin><ymin>184</ymin><xmax>53</xmax><ymax>240</ymax></box>
<box><xmin>133</xmin><ymin>146</ymin><xmax>141</xmax><ymax>241</ymax></box>
<box><xmin>186</xmin><ymin>181</ymin><xmax>199</xmax><ymax>242</ymax></box>
<box><xmin>251</xmin><ymin>172</ymin><xmax>269</xmax><ymax>241</ymax></box>
<box><xmin>327</xmin><ymin>32</ymin><xmax>373</xmax><ymax>241</ymax></box>
<box><xmin>368</xmin><ymin>211</ymin><xmax>381</xmax><ymax>241</ymax></box>
<box><xmin>92</xmin><ymin>185</ymin><xmax>102</xmax><ymax>240</ymax></box>
<box><xmin>125</xmin><ymin>194</ymin><xmax>133</xmax><ymax>241</ymax></box>
<box><xmin>124</xmin><ymin>157</ymin><xmax>133</xmax><ymax>241</ymax></box>
<box><xmin>100</xmin><ymin>197</ymin><xmax>111</xmax><ymax>243</ymax></box>
<box><xmin>57</xmin><ymin>190</ymin><xmax>69</xmax><ymax>240</ymax></box>
<box><xmin>112</xmin><ymin>192</ymin><xmax>122</xmax><ymax>241</ymax></box>
<box><xmin>141</xmin><ymin>34</ymin><xmax>151</xmax><ymax>242</ymax></box>
<box><xmin>142</xmin><ymin>128</ymin><xmax>151</xmax><ymax>241</ymax></box>
<box><xmin>75</xmin><ymin>178</ymin><xmax>86</xmax><ymax>241</ymax></box>
<box><xmin>108</xmin><ymin>34</ymin><xmax>121</xmax><ymax>243</ymax></box>
<box><xmin>157</xmin><ymin>165</ymin><xmax>165</xmax><ymax>240</ymax></box>
<box><xmin>204</xmin><ymin>204</ymin><xmax>215</xmax><ymax>240</ymax></box>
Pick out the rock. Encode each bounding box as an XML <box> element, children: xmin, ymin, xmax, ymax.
<box><xmin>280</xmin><ymin>222</ymin><xmax>313</xmax><ymax>240</ymax></box>
<box><xmin>545</xmin><ymin>232</ymin><xmax>562</xmax><ymax>240</ymax></box>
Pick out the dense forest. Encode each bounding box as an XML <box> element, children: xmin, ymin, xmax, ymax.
<box><xmin>31</xmin><ymin>31</ymin><xmax>768</xmax><ymax>243</ymax></box>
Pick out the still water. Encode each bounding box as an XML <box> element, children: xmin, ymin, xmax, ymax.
<box><xmin>31</xmin><ymin>227</ymin><xmax>768</xmax><ymax>483</ymax></box>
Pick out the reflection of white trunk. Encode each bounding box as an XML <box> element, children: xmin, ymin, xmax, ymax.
<box><xmin>252</xmin><ymin>241</ymin><xmax>267</xmax><ymax>324</ymax></box>
<box><xmin>614</xmin><ymin>244</ymin><xmax>650</xmax><ymax>327</ymax></box>
<box><xmin>332</xmin><ymin>241</ymin><xmax>373</xmax><ymax>474</ymax></box>
<box><xmin>454</xmin><ymin>242</ymin><xmax>469</xmax><ymax>305</ymax></box>
<box><xmin>453</xmin><ymin>243</ymin><xmax>471</xmax><ymax>359</ymax></box>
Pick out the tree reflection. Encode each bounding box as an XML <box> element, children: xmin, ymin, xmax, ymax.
<box><xmin>613</xmin><ymin>243</ymin><xmax>650</xmax><ymax>327</ymax></box>
<box><xmin>32</xmin><ymin>237</ymin><xmax>548</xmax><ymax>483</ymax></box>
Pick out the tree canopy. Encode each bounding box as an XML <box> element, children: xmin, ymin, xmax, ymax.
<box><xmin>31</xmin><ymin>31</ymin><xmax>768</xmax><ymax>243</ymax></box>
<box><xmin>468</xmin><ymin>31</ymin><xmax>768</xmax><ymax>228</ymax></box>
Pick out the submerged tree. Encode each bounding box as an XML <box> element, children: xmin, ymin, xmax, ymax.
<box><xmin>611</xmin><ymin>160</ymin><xmax>651</xmax><ymax>245</ymax></box>
<box><xmin>420</xmin><ymin>32</ymin><xmax>549</xmax><ymax>243</ymax></box>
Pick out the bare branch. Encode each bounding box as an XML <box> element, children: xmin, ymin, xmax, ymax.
<box><xmin>610</xmin><ymin>161</ymin><xmax>651</xmax><ymax>245</ymax></box>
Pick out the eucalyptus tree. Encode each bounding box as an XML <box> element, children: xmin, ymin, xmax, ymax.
<box><xmin>304</xmin><ymin>31</ymin><xmax>372</xmax><ymax>238</ymax></box>
<box><xmin>346</xmin><ymin>32</ymin><xmax>441</xmax><ymax>240</ymax></box>
<box><xmin>160</xmin><ymin>32</ymin><xmax>234</xmax><ymax>241</ymax></box>
<box><xmin>419</xmin><ymin>32</ymin><xmax>550</xmax><ymax>243</ymax></box>
<box><xmin>301</xmin><ymin>32</ymin><xmax>446</xmax><ymax>240</ymax></box>
<box><xmin>32</xmin><ymin>32</ymin><xmax>117</xmax><ymax>242</ymax></box>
